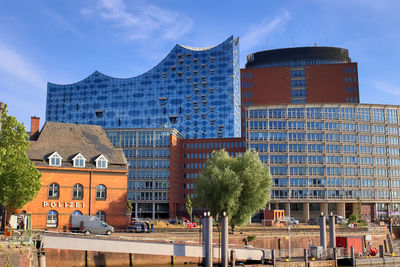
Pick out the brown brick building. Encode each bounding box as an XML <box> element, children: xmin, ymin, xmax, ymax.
<box><xmin>15</xmin><ymin>118</ymin><xmax>128</xmax><ymax>230</ymax></box>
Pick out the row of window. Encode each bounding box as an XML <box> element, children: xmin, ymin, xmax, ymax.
<box><xmin>345</xmin><ymin>76</ymin><xmax>357</xmax><ymax>83</ymax></box>
<box><xmin>242</xmin><ymin>92</ymin><xmax>254</xmax><ymax>98</ymax></box>
<box><xmin>241</xmin><ymin>72</ymin><xmax>253</xmax><ymax>79</ymax></box>
<box><xmin>183</xmin><ymin>141</ymin><xmax>244</xmax><ymax>150</ymax></box>
<box><xmin>248</xmin><ymin>132</ymin><xmax>399</xmax><ymax>142</ymax></box>
<box><xmin>273</xmin><ymin>177</ymin><xmax>397</xmax><ymax>188</ymax></box>
<box><xmin>267</xmin><ymin>155</ymin><xmax>400</xmax><ymax>165</ymax></box>
<box><xmin>247</xmin><ymin>107</ymin><xmax>398</xmax><ymax>123</ymax></box>
<box><xmin>127</xmin><ymin>191</ymin><xmax>169</xmax><ymax>201</ymax></box>
<box><xmin>48</xmin><ymin>183</ymin><xmax>107</xmax><ymax>200</ymax></box>
<box><xmin>271</xmin><ymin>189</ymin><xmax>398</xmax><ymax>199</ymax></box>
<box><xmin>48</xmin><ymin>152</ymin><xmax>108</xmax><ymax>169</ymax></box>
<box><xmin>268</xmin><ymin>166</ymin><xmax>398</xmax><ymax>177</ymax></box>
<box><xmin>241</xmin><ymin>82</ymin><xmax>253</xmax><ymax>88</ymax></box>
<box><xmin>251</xmin><ymin>143</ymin><xmax>400</xmax><ymax>154</ymax></box>
<box><xmin>248</xmin><ymin>121</ymin><xmax>400</xmax><ymax>131</ymax></box>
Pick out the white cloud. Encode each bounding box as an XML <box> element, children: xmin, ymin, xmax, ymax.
<box><xmin>241</xmin><ymin>10</ymin><xmax>290</xmax><ymax>52</ymax></box>
<box><xmin>81</xmin><ymin>0</ymin><xmax>193</xmax><ymax>41</ymax></box>
<box><xmin>0</xmin><ymin>44</ymin><xmax>46</xmax><ymax>89</ymax></box>
<box><xmin>373</xmin><ymin>81</ymin><xmax>400</xmax><ymax>96</ymax></box>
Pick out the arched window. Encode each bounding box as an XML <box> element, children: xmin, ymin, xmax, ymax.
<box><xmin>72</xmin><ymin>210</ymin><xmax>82</xmax><ymax>215</ymax></box>
<box><xmin>47</xmin><ymin>210</ymin><xmax>58</xmax><ymax>228</ymax></box>
<box><xmin>96</xmin><ymin>185</ymin><xmax>106</xmax><ymax>200</ymax></box>
<box><xmin>48</xmin><ymin>183</ymin><xmax>59</xmax><ymax>199</ymax></box>
<box><xmin>96</xmin><ymin>211</ymin><xmax>106</xmax><ymax>222</ymax></box>
<box><xmin>73</xmin><ymin>184</ymin><xmax>83</xmax><ymax>200</ymax></box>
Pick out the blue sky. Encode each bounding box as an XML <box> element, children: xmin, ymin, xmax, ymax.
<box><xmin>1</xmin><ymin>0</ymin><xmax>399</xmax><ymax>129</ymax></box>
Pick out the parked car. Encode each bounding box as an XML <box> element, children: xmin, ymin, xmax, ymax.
<box><xmin>325</xmin><ymin>215</ymin><xmax>348</xmax><ymax>224</ymax></box>
<box><xmin>69</xmin><ymin>215</ymin><xmax>114</xmax><ymax>235</ymax></box>
<box><xmin>282</xmin><ymin>216</ymin><xmax>299</xmax><ymax>225</ymax></box>
<box><xmin>129</xmin><ymin>218</ymin><xmax>151</xmax><ymax>233</ymax></box>
<box><xmin>307</xmin><ymin>218</ymin><xmax>319</xmax><ymax>225</ymax></box>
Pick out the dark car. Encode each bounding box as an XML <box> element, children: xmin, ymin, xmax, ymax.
<box><xmin>129</xmin><ymin>219</ymin><xmax>150</xmax><ymax>233</ymax></box>
<box><xmin>307</xmin><ymin>218</ymin><xmax>319</xmax><ymax>225</ymax></box>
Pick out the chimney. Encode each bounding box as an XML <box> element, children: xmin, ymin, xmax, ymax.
<box><xmin>30</xmin><ymin>116</ymin><xmax>40</xmax><ymax>141</ymax></box>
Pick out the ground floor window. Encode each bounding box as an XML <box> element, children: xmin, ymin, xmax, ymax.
<box><xmin>47</xmin><ymin>210</ymin><xmax>58</xmax><ymax>228</ymax></box>
<box><xmin>72</xmin><ymin>210</ymin><xmax>82</xmax><ymax>215</ymax></box>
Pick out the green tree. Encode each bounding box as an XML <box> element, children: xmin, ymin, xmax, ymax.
<box><xmin>185</xmin><ymin>194</ymin><xmax>193</xmax><ymax>222</ymax></box>
<box><xmin>0</xmin><ymin>105</ymin><xmax>42</xmax><ymax>222</ymax></box>
<box><xmin>194</xmin><ymin>149</ymin><xmax>271</xmax><ymax>230</ymax></box>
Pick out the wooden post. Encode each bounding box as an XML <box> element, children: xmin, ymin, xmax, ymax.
<box><xmin>129</xmin><ymin>253</ymin><xmax>134</xmax><ymax>266</ymax></box>
<box><xmin>271</xmin><ymin>249</ymin><xmax>276</xmax><ymax>267</ymax></box>
<box><xmin>379</xmin><ymin>245</ymin><xmax>384</xmax><ymax>258</ymax></box>
<box><xmin>37</xmin><ymin>251</ymin><xmax>46</xmax><ymax>267</ymax></box>
<box><xmin>171</xmin><ymin>255</ymin><xmax>175</xmax><ymax>264</ymax></box>
<box><xmin>230</xmin><ymin>250</ymin><xmax>236</xmax><ymax>267</ymax></box>
<box><xmin>350</xmin><ymin>246</ymin><xmax>355</xmax><ymax>261</ymax></box>
<box><xmin>85</xmin><ymin>250</ymin><xmax>89</xmax><ymax>267</ymax></box>
<box><xmin>333</xmin><ymin>248</ymin><xmax>338</xmax><ymax>267</ymax></box>
<box><xmin>304</xmin><ymin>248</ymin><xmax>308</xmax><ymax>264</ymax></box>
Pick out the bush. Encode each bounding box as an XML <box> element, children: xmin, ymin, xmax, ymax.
<box><xmin>348</xmin><ymin>213</ymin><xmax>359</xmax><ymax>223</ymax></box>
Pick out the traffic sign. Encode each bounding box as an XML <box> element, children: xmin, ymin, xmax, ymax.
<box><xmin>348</xmin><ymin>223</ymin><xmax>358</xmax><ymax>228</ymax></box>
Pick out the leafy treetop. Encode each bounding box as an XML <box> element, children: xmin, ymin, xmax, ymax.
<box><xmin>0</xmin><ymin>105</ymin><xmax>42</xmax><ymax>212</ymax></box>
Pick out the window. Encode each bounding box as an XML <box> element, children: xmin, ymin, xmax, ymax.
<box><xmin>96</xmin><ymin>211</ymin><xmax>106</xmax><ymax>222</ymax></box>
<box><xmin>73</xmin><ymin>153</ymin><xmax>86</xmax><ymax>168</ymax></box>
<box><xmin>47</xmin><ymin>210</ymin><xmax>58</xmax><ymax>228</ymax></box>
<box><xmin>73</xmin><ymin>184</ymin><xmax>83</xmax><ymax>200</ymax></box>
<box><xmin>95</xmin><ymin>154</ymin><xmax>108</xmax><ymax>168</ymax></box>
<box><xmin>48</xmin><ymin>183</ymin><xmax>59</xmax><ymax>199</ymax></box>
<box><xmin>96</xmin><ymin>185</ymin><xmax>106</xmax><ymax>200</ymax></box>
<box><xmin>48</xmin><ymin>152</ymin><xmax>62</xmax><ymax>166</ymax></box>
<box><xmin>72</xmin><ymin>210</ymin><xmax>82</xmax><ymax>215</ymax></box>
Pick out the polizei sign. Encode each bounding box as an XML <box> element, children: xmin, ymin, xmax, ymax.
<box><xmin>42</xmin><ymin>201</ymin><xmax>86</xmax><ymax>208</ymax></box>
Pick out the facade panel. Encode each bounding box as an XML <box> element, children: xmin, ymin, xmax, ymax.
<box><xmin>46</xmin><ymin>36</ymin><xmax>240</xmax><ymax>139</ymax></box>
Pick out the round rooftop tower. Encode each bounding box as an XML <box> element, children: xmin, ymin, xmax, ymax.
<box><xmin>246</xmin><ymin>46</ymin><xmax>351</xmax><ymax>68</ymax></box>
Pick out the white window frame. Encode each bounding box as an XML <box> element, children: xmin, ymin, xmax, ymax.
<box><xmin>95</xmin><ymin>154</ymin><xmax>108</xmax><ymax>169</ymax></box>
<box><xmin>72</xmin><ymin>153</ymin><xmax>86</xmax><ymax>168</ymax></box>
<box><xmin>48</xmin><ymin>152</ymin><xmax>62</xmax><ymax>167</ymax></box>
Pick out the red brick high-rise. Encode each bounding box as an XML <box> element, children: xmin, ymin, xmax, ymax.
<box><xmin>241</xmin><ymin>46</ymin><xmax>359</xmax><ymax>106</ymax></box>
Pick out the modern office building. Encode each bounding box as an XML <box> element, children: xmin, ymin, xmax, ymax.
<box><xmin>245</xmin><ymin>103</ymin><xmax>400</xmax><ymax>222</ymax></box>
<box><xmin>241</xmin><ymin>46</ymin><xmax>359</xmax><ymax>107</ymax></box>
<box><xmin>46</xmin><ymin>36</ymin><xmax>241</xmax><ymax>139</ymax></box>
<box><xmin>106</xmin><ymin>128</ymin><xmax>183</xmax><ymax>218</ymax></box>
<box><xmin>105</xmin><ymin>128</ymin><xmax>245</xmax><ymax>218</ymax></box>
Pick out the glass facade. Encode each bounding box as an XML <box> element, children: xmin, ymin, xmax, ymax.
<box><xmin>107</xmin><ymin>129</ymin><xmax>181</xmax><ymax>218</ymax></box>
<box><xmin>246</xmin><ymin>104</ymin><xmax>400</xmax><ymax>220</ymax></box>
<box><xmin>46</xmin><ymin>36</ymin><xmax>241</xmax><ymax>139</ymax></box>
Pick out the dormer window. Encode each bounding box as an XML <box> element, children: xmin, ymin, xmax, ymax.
<box><xmin>48</xmin><ymin>152</ymin><xmax>62</xmax><ymax>167</ymax></box>
<box><xmin>72</xmin><ymin>153</ymin><xmax>86</xmax><ymax>168</ymax></box>
<box><xmin>95</xmin><ymin>154</ymin><xmax>108</xmax><ymax>169</ymax></box>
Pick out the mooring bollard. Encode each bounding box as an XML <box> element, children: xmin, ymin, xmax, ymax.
<box><xmin>379</xmin><ymin>245</ymin><xmax>384</xmax><ymax>258</ymax></box>
<box><xmin>271</xmin><ymin>249</ymin><xmax>276</xmax><ymax>267</ymax></box>
<box><xmin>37</xmin><ymin>251</ymin><xmax>46</xmax><ymax>267</ymax></box>
<box><xmin>230</xmin><ymin>249</ymin><xmax>236</xmax><ymax>267</ymax></box>
<box><xmin>304</xmin><ymin>248</ymin><xmax>308</xmax><ymax>264</ymax></box>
